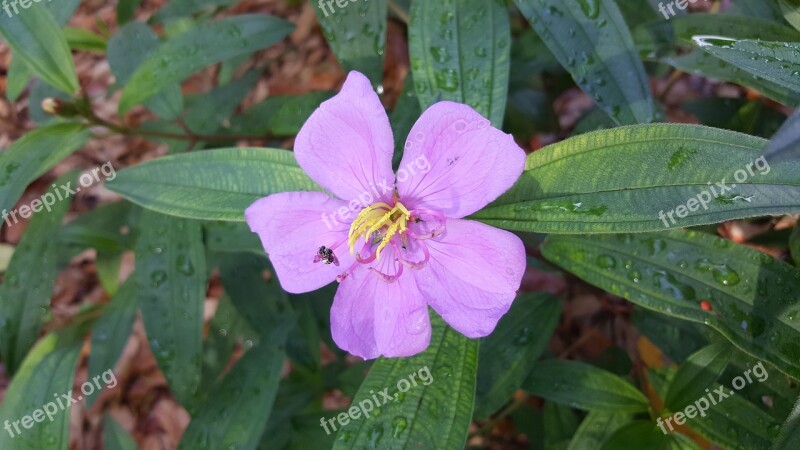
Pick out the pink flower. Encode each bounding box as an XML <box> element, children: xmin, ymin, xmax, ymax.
<box><xmin>245</xmin><ymin>71</ymin><xmax>526</xmax><ymax>359</ymax></box>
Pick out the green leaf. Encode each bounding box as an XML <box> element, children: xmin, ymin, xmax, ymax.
<box><xmin>185</xmin><ymin>71</ymin><xmax>259</xmax><ymax>133</ymax></box>
<box><xmin>178</xmin><ymin>338</ymin><xmax>287</xmax><ymax>450</ymax></box>
<box><xmin>119</xmin><ymin>15</ymin><xmax>293</xmax><ymax>113</ymax></box>
<box><xmin>285</xmin><ymin>295</ymin><xmax>322</xmax><ymax>373</ymax></box>
<box><xmin>64</xmin><ymin>27</ymin><xmax>107</xmax><ymax>52</ymax></box>
<box><xmin>600</xmin><ymin>421</ymin><xmax>669</xmax><ymax>450</ymax></box>
<box><xmin>568</xmin><ymin>412</ymin><xmax>632</xmax><ymax>450</ymax></box>
<box><xmin>156</xmin><ymin>0</ymin><xmax>240</xmax><ymax>23</ymax></box>
<box><xmin>667</xmin><ymin>433</ymin><xmax>704</xmax><ymax>450</ymax></box>
<box><xmin>41</xmin><ymin>0</ymin><xmax>82</xmax><ymax>24</ymax></box>
<box><xmin>116</xmin><ymin>0</ymin><xmax>141</xmax><ymax>25</ymax></box>
<box><xmin>0</xmin><ymin>4</ymin><xmax>79</xmax><ymax>94</ymax></box>
<box><xmin>135</xmin><ymin>211</ymin><xmax>207</xmax><ymax>407</ymax></box>
<box><xmin>681</xmin><ymin>97</ymin><xmax>786</xmax><ymax>139</ymax></box>
<box><xmin>510</xmin><ymin>404</ymin><xmax>544</xmax><ymax>449</ymax></box>
<box><xmin>227</xmin><ymin>92</ymin><xmax>332</xmax><ymax>137</ymax></box>
<box><xmin>541</xmin><ymin>230</ymin><xmax>800</xmax><ymax>380</ymax></box>
<box><xmin>687</xmin><ymin>382</ymin><xmax>777</xmax><ymax>450</ymax></box>
<box><xmin>648</xmin><ymin>366</ymin><xmax>675</xmax><ymax>401</ymax></box>
<box><xmin>686</xmin><ymin>14</ymin><xmax>798</xmax><ymax>41</ymax></box>
<box><xmin>668</xmin><ymin>50</ymin><xmax>800</xmax><ymax>107</ymax></box>
<box><xmin>514</xmin><ymin>0</ymin><xmax>655</xmax><ymax>125</ymax></box>
<box><xmin>523</xmin><ymin>360</ymin><xmax>649</xmax><ymax>413</ymax></box>
<box><xmin>3</xmin><ymin>0</ymin><xmax>81</xmax><ymax>101</ymax></box>
<box><xmin>791</xmin><ymin>226</ymin><xmax>800</xmax><ymax>266</ymax></box>
<box><xmin>765</xmin><ymin>109</ymin><xmax>800</xmax><ymax>164</ymax></box>
<box><xmin>572</xmin><ymin>105</ymin><xmax>615</xmax><ymax>135</ymax></box>
<box><xmin>694</xmin><ymin>37</ymin><xmax>800</xmax><ymax>95</ymax></box>
<box><xmin>87</xmin><ymin>280</ymin><xmax>137</xmax><ymax>407</ymax></box>
<box><xmin>780</xmin><ymin>0</ymin><xmax>800</xmax><ymax>32</ymax></box>
<box><xmin>664</xmin><ymin>343</ymin><xmax>733</xmax><ymax>411</ymax></box>
<box><xmin>311</xmin><ymin>0</ymin><xmax>387</xmax><ymax>86</ymax></box>
<box><xmin>332</xmin><ymin>313</ymin><xmax>477</xmax><ymax>449</ymax></box>
<box><xmin>258</xmin><ymin>375</ymin><xmax>320</xmax><ymax>449</ymax></box>
<box><xmin>409</xmin><ymin>0</ymin><xmax>511</xmax><ymax>125</ymax></box>
<box><xmin>472</xmin><ymin>124</ymin><xmax>800</xmax><ymax>234</ymax></box>
<box><xmin>0</xmin><ymin>172</ymin><xmax>76</xmax><ymax>374</ymax></box>
<box><xmin>734</xmin><ymin>0</ymin><xmax>786</xmax><ymax>22</ymax></box>
<box><xmin>507</xmin><ymin>88</ymin><xmax>560</xmax><ymax>138</ymax></box>
<box><xmin>724</xmin><ymin>353</ymin><xmax>799</xmax><ymax>421</ymax></box>
<box><xmin>543</xmin><ymin>401</ymin><xmax>579</xmax><ymax>449</ymax></box>
<box><xmin>0</xmin><ymin>123</ymin><xmax>89</xmax><ymax>217</ymax></box>
<box><xmin>107</xmin><ymin>22</ymin><xmax>184</xmax><ymax>120</ymax></box>
<box><xmin>104</xmin><ymin>415</ymin><xmax>139</xmax><ymax>450</ymax></box>
<box><xmin>96</xmin><ymin>251</ymin><xmax>123</xmax><ymax>295</ymax></box>
<box><xmin>610</xmin><ymin>420</ymin><xmax>703</xmax><ymax>450</ymax></box>
<box><xmin>774</xmin><ymin>396</ymin><xmax>800</xmax><ymax>449</ymax></box>
<box><xmin>616</xmin><ymin>0</ymin><xmax>660</xmax><ymax>27</ymax></box>
<box><xmin>636</xmin><ymin>14</ymin><xmax>800</xmax><ymax>54</ymax></box>
<box><xmin>218</xmin><ymin>53</ymin><xmax>250</xmax><ymax>86</ymax></box>
<box><xmin>508</xmin><ymin>28</ymin><xmax>559</xmax><ymax>82</ymax></box>
<box><xmin>390</xmin><ymin>73</ymin><xmax>422</xmax><ymax>169</ymax></box>
<box><xmin>204</xmin><ymin>221</ymin><xmax>262</xmax><ymax>254</ymax></box>
<box><xmin>289</xmin><ymin>284</ymin><xmax>340</xmax><ymax>360</ymax></box>
<box><xmin>475</xmin><ymin>292</ymin><xmax>562</xmax><ymax>418</ymax></box>
<box><xmin>106</xmin><ymin>148</ymin><xmax>321</xmax><ymax>221</ymax></box>
<box><xmin>0</xmin><ymin>328</ymin><xmax>84</xmax><ymax>450</ymax></box>
<box><xmin>200</xmin><ymin>294</ymin><xmax>258</xmax><ymax>390</ymax></box>
<box><xmin>290</xmin><ymin>412</ymin><xmax>338</xmax><ymax>449</ymax></box>
<box><xmin>57</xmin><ymin>201</ymin><xmax>139</xmax><ymax>252</ymax></box>
<box><xmin>6</xmin><ymin>57</ymin><xmax>31</xmax><ymax>102</ymax></box>
<box><xmin>217</xmin><ymin>252</ymin><xmax>292</xmax><ymax>337</ymax></box>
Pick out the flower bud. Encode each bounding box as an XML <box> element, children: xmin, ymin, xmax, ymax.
<box><xmin>40</xmin><ymin>98</ymin><xmax>82</xmax><ymax>118</ymax></box>
<box><xmin>41</xmin><ymin>98</ymin><xmax>60</xmax><ymax>115</ymax></box>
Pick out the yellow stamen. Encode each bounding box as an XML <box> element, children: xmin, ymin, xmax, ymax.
<box><xmin>347</xmin><ymin>201</ymin><xmax>411</xmax><ymax>259</ymax></box>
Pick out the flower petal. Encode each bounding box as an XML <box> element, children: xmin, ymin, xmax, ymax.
<box><xmin>415</xmin><ymin>219</ymin><xmax>526</xmax><ymax>338</ymax></box>
<box><xmin>295</xmin><ymin>71</ymin><xmax>395</xmax><ymax>203</ymax></box>
<box><xmin>331</xmin><ymin>255</ymin><xmax>431</xmax><ymax>359</ymax></box>
<box><xmin>245</xmin><ymin>191</ymin><xmax>355</xmax><ymax>294</ymax></box>
<box><xmin>397</xmin><ymin>101</ymin><xmax>525</xmax><ymax>218</ymax></box>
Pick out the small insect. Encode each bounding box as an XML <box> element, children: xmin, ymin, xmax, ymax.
<box><xmin>314</xmin><ymin>246</ymin><xmax>339</xmax><ymax>266</ymax></box>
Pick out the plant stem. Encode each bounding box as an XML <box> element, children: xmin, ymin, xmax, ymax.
<box><xmin>659</xmin><ymin>69</ymin><xmax>684</xmax><ymax>103</ymax></box>
<box><xmin>83</xmin><ymin>110</ymin><xmax>271</xmax><ymax>142</ymax></box>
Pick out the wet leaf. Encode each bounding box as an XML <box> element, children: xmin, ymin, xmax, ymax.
<box><xmin>119</xmin><ymin>15</ymin><xmax>293</xmax><ymax>113</ymax></box>
<box><xmin>514</xmin><ymin>0</ymin><xmax>656</xmax><ymax>125</ymax></box>
<box><xmin>473</xmin><ymin>124</ymin><xmax>800</xmax><ymax>234</ymax></box>
<box><xmin>332</xmin><ymin>313</ymin><xmax>477</xmax><ymax>449</ymax></box>
<box><xmin>107</xmin><ymin>148</ymin><xmax>320</xmax><ymax>221</ymax></box>
<box><xmin>135</xmin><ymin>211</ymin><xmax>207</xmax><ymax>408</ymax></box>
<box><xmin>409</xmin><ymin>0</ymin><xmax>511</xmax><ymax>125</ymax></box>
<box><xmin>0</xmin><ymin>172</ymin><xmax>77</xmax><ymax>374</ymax></box>
<box><xmin>542</xmin><ymin>230</ymin><xmax>800</xmax><ymax>380</ymax></box>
